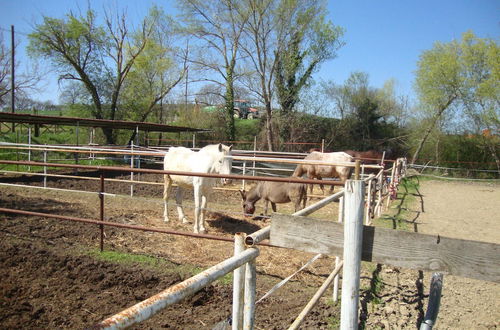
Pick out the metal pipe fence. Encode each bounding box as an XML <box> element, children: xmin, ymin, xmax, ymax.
<box><xmin>0</xmin><ymin>146</ymin><xmax>408</xmax><ymax>329</ymax></box>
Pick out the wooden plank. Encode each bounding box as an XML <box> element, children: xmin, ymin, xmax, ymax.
<box><xmin>270</xmin><ymin>214</ymin><xmax>500</xmax><ymax>283</ymax></box>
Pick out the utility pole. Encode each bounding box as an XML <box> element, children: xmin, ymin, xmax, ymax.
<box><xmin>11</xmin><ymin>25</ymin><xmax>15</xmax><ymax>132</ymax></box>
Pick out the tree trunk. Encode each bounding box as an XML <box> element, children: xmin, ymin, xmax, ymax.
<box><xmin>411</xmin><ymin>97</ymin><xmax>455</xmax><ymax>165</ymax></box>
<box><xmin>265</xmin><ymin>114</ymin><xmax>274</xmax><ymax>152</ymax></box>
<box><xmin>486</xmin><ymin>140</ymin><xmax>500</xmax><ymax>174</ymax></box>
<box><xmin>102</xmin><ymin>127</ymin><xmax>115</xmax><ymax>145</ymax></box>
<box><xmin>225</xmin><ymin>70</ymin><xmax>236</xmax><ymax>141</ymax></box>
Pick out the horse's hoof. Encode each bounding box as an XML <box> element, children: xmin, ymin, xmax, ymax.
<box><xmin>199</xmin><ymin>229</ymin><xmax>207</xmax><ymax>234</ymax></box>
<box><xmin>163</xmin><ymin>218</ymin><xmax>170</xmax><ymax>223</ymax></box>
<box><xmin>182</xmin><ymin>218</ymin><xmax>190</xmax><ymax>224</ymax></box>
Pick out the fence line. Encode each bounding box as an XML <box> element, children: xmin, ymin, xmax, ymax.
<box><xmin>416</xmin><ymin>173</ymin><xmax>500</xmax><ymax>181</ymax></box>
<box><xmin>411</xmin><ymin>163</ymin><xmax>499</xmax><ymax>173</ymax></box>
<box><xmin>0</xmin><ymin>147</ymin><xmax>406</xmax><ymax>329</ymax></box>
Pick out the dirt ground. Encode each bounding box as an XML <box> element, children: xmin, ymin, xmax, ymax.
<box><xmin>362</xmin><ymin>178</ymin><xmax>500</xmax><ymax>330</ymax></box>
<box><xmin>409</xmin><ymin>179</ymin><xmax>499</xmax><ymax>329</ymax></box>
<box><xmin>0</xmin><ymin>172</ymin><xmax>499</xmax><ymax>329</ymax></box>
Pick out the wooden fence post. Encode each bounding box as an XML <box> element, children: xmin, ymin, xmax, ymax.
<box><xmin>365</xmin><ymin>178</ymin><xmax>373</xmax><ymax>225</ymax></box>
<box><xmin>340</xmin><ymin>180</ymin><xmax>365</xmax><ymax>329</ymax></box>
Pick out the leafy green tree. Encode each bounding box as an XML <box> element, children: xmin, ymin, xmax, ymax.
<box><xmin>458</xmin><ymin>32</ymin><xmax>500</xmax><ymax>171</ymax></box>
<box><xmin>239</xmin><ymin>0</ymin><xmax>279</xmax><ymax>150</ymax></box>
<box><xmin>28</xmin><ymin>8</ymin><xmax>156</xmax><ymax>144</ymax></box>
<box><xmin>273</xmin><ymin>0</ymin><xmax>344</xmax><ymax>146</ymax></box>
<box><xmin>318</xmin><ymin>72</ymin><xmax>408</xmax><ymax>151</ymax></box>
<box><xmin>412</xmin><ymin>32</ymin><xmax>499</xmax><ymax>168</ymax></box>
<box><xmin>411</xmin><ymin>38</ymin><xmax>461</xmax><ymax>164</ymax></box>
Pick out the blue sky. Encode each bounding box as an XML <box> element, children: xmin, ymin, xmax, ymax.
<box><xmin>1</xmin><ymin>0</ymin><xmax>499</xmax><ymax>105</ymax></box>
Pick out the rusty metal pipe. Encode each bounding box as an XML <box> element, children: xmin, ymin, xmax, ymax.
<box><xmin>0</xmin><ymin>159</ymin><xmax>345</xmax><ymax>186</ymax></box>
<box><xmin>0</xmin><ymin>207</ymin><xmax>234</xmax><ymax>243</ymax></box>
<box><xmin>99</xmin><ymin>173</ymin><xmax>105</xmax><ymax>252</ymax></box>
<box><xmin>92</xmin><ymin>247</ymin><xmax>259</xmax><ymax>329</ymax></box>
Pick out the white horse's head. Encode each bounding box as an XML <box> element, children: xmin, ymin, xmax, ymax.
<box><xmin>214</xmin><ymin>143</ymin><xmax>233</xmax><ymax>184</ymax></box>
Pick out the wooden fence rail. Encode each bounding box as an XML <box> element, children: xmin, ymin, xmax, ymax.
<box><xmin>270</xmin><ymin>214</ymin><xmax>500</xmax><ymax>283</ymax></box>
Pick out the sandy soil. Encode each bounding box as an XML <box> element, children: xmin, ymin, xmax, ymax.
<box><xmin>363</xmin><ymin>178</ymin><xmax>500</xmax><ymax>329</ymax></box>
<box><xmin>414</xmin><ymin>179</ymin><xmax>500</xmax><ymax>329</ymax></box>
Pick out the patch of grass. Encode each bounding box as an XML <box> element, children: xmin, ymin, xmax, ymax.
<box><xmin>85</xmin><ymin>249</ymin><xmax>233</xmax><ymax>285</ymax></box>
<box><xmin>373</xmin><ymin>176</ymin><xmax>422</xmax><ymax>231</ymax></box>
<box><xmin>324</xmin><ymin>298</ymin><xmax>341</xmax><ymax>329</ymax></box>
<box><xmin>370</xmin><ymin>271</ymin><xmax>384</xmax><ymax>305</ymax></box>
<box><xmin>327</xmin><ymin>315</ymin><xmax>340</xmax><ymax>329</ymax></box>
<box><xmin>87</xmin><ymin>249</ymin><xmax>170</xmax><ymax>268</ymax></box>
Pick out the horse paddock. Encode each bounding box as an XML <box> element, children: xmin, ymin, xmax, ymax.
<box><xmin>0</xmin><ymin>173</ymin><xmax>499</xmax><ymax>329</ymax></box>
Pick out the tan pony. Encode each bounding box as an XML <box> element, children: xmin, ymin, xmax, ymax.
<box><xmin>239</xmin><ymin>181</ymin><xmax>307</xmax><ymax>216</ymax></box>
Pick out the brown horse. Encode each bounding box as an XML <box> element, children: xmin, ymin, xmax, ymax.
<box><xmin>292</xmin><ymin>151</ymin><xmax>354</xmax><ymax>194</ymax></box>
<box><xmin>343</xmin><ymin>150</ymin><xmax>386</xmax><ymax>174</ymax></box>
<box><xmin>239</xmin><ymin>181</ymin><xmax>307</xmax><ymax>216</ymax></box>
<box><xmin>343</xmin><ymin>150</ymin><xmax>386</xmax><ymax>164</ymax></box>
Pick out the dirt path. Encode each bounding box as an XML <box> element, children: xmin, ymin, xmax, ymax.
<box><xmin>415</xmin><ymin>179</ymin><xmax>500</xmax><ymax>329</ymax></box>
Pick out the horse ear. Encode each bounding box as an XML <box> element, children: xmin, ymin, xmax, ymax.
<box><xmin>218</xmin><ymin>143</ymin><xmax>223</xmax><ymax>152</ymax></box>
<box><xmin>228</xmin><ymin>144</ymin><xmax>233</xmax><ymax>152</ymax></box>
<box><xmin>238</xmin><ymin>189</ymin><xmax>246</xmax><ymax>200</ymax></box>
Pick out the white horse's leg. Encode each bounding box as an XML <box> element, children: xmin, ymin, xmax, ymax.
<box><xmin>199</xmin><ymin>194</ymin><xmax>208</xmax><ymax>233</ymax></box>
<box><xmin>193</xmin><ymin>184</ymin><xmax>202</xmax><ymax>233</ymax></box>
<box><xmin>175</xmin><ymin>187</ymin><xmax>188</xmax><ymax>223</ymax></box>
<box><xmin>163</xmin><ymin>175</ymin><xmax>172</xmax><ymax>222</ymax></box>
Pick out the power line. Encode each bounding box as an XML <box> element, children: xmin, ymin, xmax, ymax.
<box><xmin>0</xmin><ymin>26</ymin><xmax>31</xmax><ymax>37</ymax></box>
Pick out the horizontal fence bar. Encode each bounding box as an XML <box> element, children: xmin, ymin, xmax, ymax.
<box><xmin>270</xmin><ymin>215</ymin><xmax>500</xmax><ymax>283</ymax></box>
<box><xmin>0</xmin><ymin>182</ymin><xmax>117</xmax><ymax>196</ymax></box>
<box><xmin>0</xmin><ymin>206</ymin><xmax>280</xmax><ymax>248</ymax></box>
<box><xmin>92</xmin><ymin>247</ymin><xmax>260</xmax><ymax>330</ymax></box>
<box><xmin>1</xmin><ymin>142</ymin><xmax>398</xmax><ymax>163</ymax></box>
<box><xmin>0</xmin><ymin>160</ymin><xmax>345</xmax><ymax>186</ymax></box>
<box><xmin>0</xmin><ymin>207</ymin><xmax>233</xmax><ymax>243</ymax></box>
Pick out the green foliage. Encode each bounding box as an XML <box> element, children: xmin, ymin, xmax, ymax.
<box><xmin>415</xmin><ymin>133</ymin><xmax>499</xmax><ymax>178</ymax></box>
<box><xmin>412</xmin><ymin>31</ymin><xmax>500</xmax><ymax>166</ymax></box>
<box><xmin>274</xmin><ymin>0</ymin><xmax>344</xmax><ymax>143</ymax></box>
<box><xmin>414</xmin><ymin>40</ymin><xmax>461</xmax><ymax>109</ymax></box>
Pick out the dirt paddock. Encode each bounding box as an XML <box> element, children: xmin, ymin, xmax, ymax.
<box><xmin>0</xmin><ymin>172</ymin><xmax>499</xmax><ymax>329</ymax></box>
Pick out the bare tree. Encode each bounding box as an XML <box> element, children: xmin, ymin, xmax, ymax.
<box><xmin>176</xmin><ymin>0</ymin><xmax>250</xmax><ymax>141</ymax></box>
<box><xmin>28</xmin><ymin>7</ymin><xmax>156</xmax><ymax>144</ymax></box>
<box><xmin>240</xmin><ymin>0</ymin><xmax>344</xmax><ymax>150</ymax></box>
<box><xmin>0</xmin><ymin>32</ymin><xmax>41</xmax><ymax>108</ymax></box>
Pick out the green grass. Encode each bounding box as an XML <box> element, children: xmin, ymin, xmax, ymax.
<box><xmin>85</xmin><ymin>248</ymin><xmax>233</xmax><ymax>285</ymax></box>
<box><xmin>235</xmin><ymin>118</ymin><xmax>261</xmax><ymax>143</ymax></box>
<box><xmin>88</xmin><ymin>249</ymin><xmax>167</xmax><ymax>267</ymax></box>
<box><xmin>373</xmin><ymin>176</ymin><xmax>422</xmax><ymax>231</ymax></box>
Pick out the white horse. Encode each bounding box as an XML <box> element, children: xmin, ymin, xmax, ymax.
<box><xmin>163</xmin><ymin>143</ymin><xmax>233</xmax><ymax>233</ymax></box>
